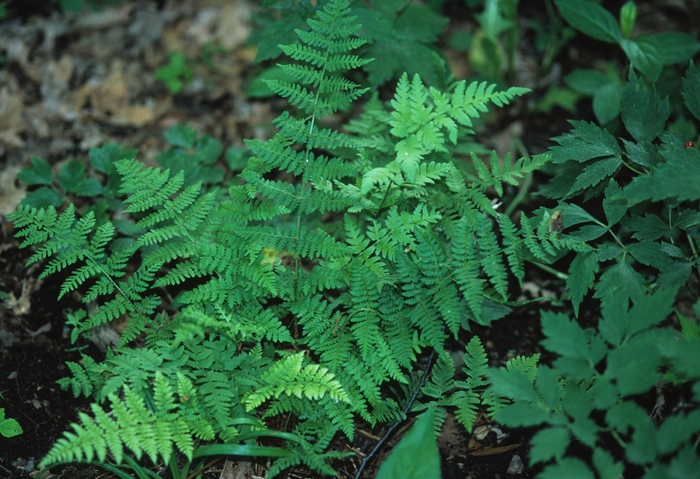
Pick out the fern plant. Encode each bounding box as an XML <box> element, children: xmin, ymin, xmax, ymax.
<box><xmin>9</xmin><ymin>0</ymin><xmax>569</xmax><ymax>476</ymax></box>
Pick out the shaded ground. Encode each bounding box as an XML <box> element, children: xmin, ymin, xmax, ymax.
<box><xmin>0</xmin><ymin>0</ymin><xmax>696</xmax><ymax>478</ymax></box>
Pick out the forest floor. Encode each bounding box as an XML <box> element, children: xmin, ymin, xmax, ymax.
<box><xmin>0</xmin><ymin>0</ymin><xmax>695</xmax><ymax>478</ymax></box>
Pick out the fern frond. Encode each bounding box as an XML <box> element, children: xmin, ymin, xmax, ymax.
<box><xmin>245</xmin><ymin>353</ymin><xmax>350</xmax><ymax>411</ymax></box>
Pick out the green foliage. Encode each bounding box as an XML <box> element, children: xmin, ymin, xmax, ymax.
<box><xmin>51</xmin><ymin>0</ymin><xmax>122</xmax><ymax>13</ymax></box>
<box><xmin>542</xmin><ymin>66</ymin><xmax>700</xmax><ymax>317</ymax></box>
<box><xmin>249</xmin><ymin>0</ymin><xmax>451</xmax><ymax>87</ymax></box>
<box><xmin>10</xmin><ymin>0</ymin><xmax>561</xmax><ymax>476</ymax></box>
<box><xmin>374</xmin><ymin>408</ymin><xmax>442</xmax><ymax>479</ymax></box>
<box><xmin>155</xmin><ymin>52</ymin><xmax>193</xmax><ymax>95</ymax></box>
<box><xmin>0</xmin><ymin>407</ymin><xmax>23</xmax><ymax>438</ymax></box>
<box><xmin>557</xmin><ymin>0</ymin><xmax>700</xmax><ymax>124</ymax></box>
<box><xmin>488</xmin><ymin>288</ymin><xmax>700</xmax><ymax>478</ymax></box>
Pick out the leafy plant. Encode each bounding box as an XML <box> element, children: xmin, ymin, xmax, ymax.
<box><xmin>484</xmin><ymin>50</ymin><xmax>700</xmax><ymax>479</ymax></box>
<box><xmin>155</xmin><ymin>52</ymin><xmax>193</xmax><ymax>95</ymax></box>
<box><xmin>9</xmin><ymin>0</ymin><xmax>568</xmax><ymax>476</ymax></box>
<box><xmin>249</xmin><ymin>0</ymin><xmax>451</xmax><ymax>88</ymax></box>
<box><xmin>488</xmin><ymin>288</ymin><xmax>700</xmax><ymax>478</ymax></box>
<box><xmin>557</xmin><ymin>0</ymin><xmax>700</xmax><ymax>125</ymax></box>
<box><xmin>0</xmin><ymin>407</ymin><xmax>23</xmax><ymax>439</ymax></box>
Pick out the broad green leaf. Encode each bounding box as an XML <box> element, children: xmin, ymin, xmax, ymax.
<box><xmin>656</xmin><ymin>410</ymin><xmax>700</xmax><ymax>455</ymax></box>
<box><xmin>252</xmin><ymin>14</ymin><xmax>309</xmax><ymax>62</ymax></box>
<box><xmin>658</xmin><ymin>261</ymin><xmax>692</xmax><ymax>291</ymax></box>
<box><xmin>595</xmin><ymin>243</ymin><xmax>622</xmax><ymax>261</ymax></box>
<box><xmin>164</xmin><ymin>124</ymin><xmax>198</xmax><ymax>149</ymax></box>
<box><xmin>589</xmin><ymin>377</ymin><xmax>618</xmax><ymax>410</ymax></box>
<box><xmin>540</xmin><ymin>311</ymin><xmax>590</xmax><ymax>360</ymax></box>
<box><xmin>535</xmin><ymin>366</ymin><xmax>561</xmax><ymax>410</ymax></box>
<box><xmin>592</xmin><ymin>82</ymin><xmax>621</xmax><ymax>125</ymax></box>
<box><xmin>593</xmin><ymin>260</ymin><xmax>645</xmax><ymax>311</ymax></box>
<box><xmin>606</xmin><ymin>334</ymin><xmax>662</xmax><ymax>396</ymax></box>
<box><xmin>567</xmin><ymin>156</ymin><xmax>622</xmax><ymax>197</ymax></box>
<box><xmin>550</xmin><ymin>121</ymin><xmax>621</xmax><ymax>164</ymax></box>
<box><xmin>375</xmin><ymin>409</ymin><xmax>442</xmax><ymax>479</ymax></box>
<box><xmin>73</xmin><ymin>179</ymin><xmax>102</xmax><ymax>197</ymax></box>
<box><xmin>569</xmin><ymin>416</ymin><xmax>599</xmax><ymax>447</ymax></box>
<box><xmin>654</xmin><ymin>32</ymin><xmax>700</xmax><ymax>65</ymax></box>
<box><xmin>529</xmin><ymin>427</ymin><xmax>569</xmax><ymax>464</ymax></box>
<box><xmin>488</xmin><ymin>368</ymin><xmax>538</xmax><ymax>403</ymax></box>
<box><xmin>89</xmin><ymin>143</ymin><xmax>137</xmax><ymax>174</ymax></box>
<box><xmin>623</xmin><ymin>286</ymin><xmax>676</xmax><ymax>339</ymax></box>
<box><xmin>620</xmin><ymin>72</ymin><xmax>669</xmax><ymax>143</ymax></box>
<box><xmin>395</xmin><ymin>4</ymin><xmax>447</xmax><ymax>43</ymax></box>
<box><xmin>540</xmin><ymin>458</ymin><xmax>595</xmax><ymax>479</ymax></box>
<box><xmin>17</xmin><ymin>156</ymin><xmax>53</xmax><ymax>186</ymax></box>
<box><xmin>605</xmin><ymin>400</ymin><xmax>650</xmax><ymax>434</ymax></box>
<box><xmin>592</xmin><ymin>449</ymin><xmax>624</xmax><ymax>479</ymax></box>
<box><xmin>555</xmin><ymin>202</ymin><xmax>599</xmax><ymax>227</ymax></box>
<box><xmin>194</xmin><ymin>135</ymin><xmax>223</xmax><ymax>165</ymax></box>
<box><xmin>627</xmin><ymin>241</ymin><xmax>670</xmax><ymax>269</ymax></box>
<box><xmin>555</xmin><ymin>0</ymin><xmax>620</xmax><ymax>43</ymax></box>
<box><xmin>0</xmin><ymin>408</ymin><xmax>23</xmax><ymax>438</ymax></box>
<box><xmin>475</xmin><ymin>0</ymin><xmax>513</xmax><ymax>42</ymax></box>
<box><xmin>682</xmin><ymin>61</ymin><xmax>700</xmax><ymax>122</ymax></box>
<box><xmin>622</xmin><ymin>139</ymin><xmax>659</xmax><ymax>168</ymax></box>
<box><xmin>602</xmin><ymin>180</ymin><xmax>627</xmax><ymax>226</ymax></box>
<box><xmin>626</xmin><ymin>420</ymin><xmax>658</xmax><ymax>465</ymax></box>
<box><xmin>493</xmin><ymin>402</ymin><xmax>551</xmax><ymax>427</ymax></box>
<box><xmin>616</xmin><ymin>147</ymin><xmax>700</xmax><ymax>203</ymax></box>
<box><xmin>620</xmin><ymin>36</ymin><xmax>663</xmax><ymax>82</ymax></box>
<box><xmin>20</xmin><ymin>187</ymin><xmax>63</xmax><ymax>208</ymax></box>
<box><xmin>58</xmin><ymin>160</ymin><xmax>87</xmax><ymax>193</ymax></box>
<box><xmin>567</xmin><ymin>250</ymin><xmax>598</xmax><ymax>318</ymax></box>
<box><xmin>565</xmin><ymin>69</ymin><xmax>610</xmax><ymax>95</ymax></box>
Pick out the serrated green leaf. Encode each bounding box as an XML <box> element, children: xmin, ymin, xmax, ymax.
<box><xmin>535</xmin><ymin>366</ymin><xmax>561</xmax><ymax>410</ymax></box>
<box><xmin>589</xmin><ymin>377</ymin><xmax>618</xmax><ymax>410</ymax></box>
<box><xmin>17</xmin><ymin>157</ymin><xmax>53</xmax><ymax>186</ymax></box>
<box><xmin>493</xmin><ymin>401</ymin><xmax>551</xmax><ymax>426</ymax></box>
<box><xmin>194</xmin><ymin>135</ymin><xmax>223</xmax><ymax>165</ymax></box>
<box><xmin>555</xmin><ymin>202</ymin><xmax>599</xmax><ymax>227</ymax></box>
<box><xmin>20</xmin><ymin>187</ymin><xmax>63</xmax><ymax>208</ymax></box>
<box><xmin>395</xmin><ymin>4</ymin><xmax>447</xmax><ymax>43</ymax></box>
<box><xmin>540</xmin><ymin>457</ymin><xmax>595</xmax><ymax>479</ymax></box>
<box><xmin>529</xmin><ymin>427</ymin><xmax>569</xmax><ymax>465</ymax></box>
<box><xmin>73</xmin><ymin>179</ymin><xmax>103</xmax><ymax>197</ymax></box>
<box><xmin>555</xmin><ymin>0</ymin><xmax>620</xmax><ymax>43</ymax></box>
<box><xmin>567</xmin><ymin>156</ymin><xmax>621</xmax><ymax>197</ymax></box>
<box><xmin>89</xmin><ymin>143</ymin><xmax>137</xmax><ymax>173</ymax></box>
<box><xmin>620</xmin><ymin>71</ymin><xmax>669</xmax><ymax>143</ymax></box>
<box><xmin>592</xmin><ymin>449</ymin><xmax>624</xmax><ymax>479</ymax></box>
<box><xmin>567</xmin><ymin>250</ymin><xmax>598</xmax><ymax>318</ymax></box>
<box><xmin>616</xmin><ymin>147</ymin><xmax>700</xmax><ymax>204</ymax></box>
<box><xmin>488</xmin><ymin>368</ymin><xmax>539</xmax><ymax>403</ymax></box>
<box><xmin>607</xmin><ymin>334</ymin><xmax>661</xmax><ymax>396</ymax></box>
<box><xmin>58</xmin><ymin>160</ymin><xmax>87</xmax><ymax>193</ymax></box>
<box><xmin>164</xmin><ymin>124</ymin><xmax>198</xmax><ymax>149</ymax></box>
<box><xmin>602</xmin><ymin>180</ymin><xmax>627</xmax><ymax>226</ymax></box>
<box><xmin>656</xmin><ymin>410</ymin><xmax>700</xmax><ymax>455</ymax></box>
<box><xmin>622</xmin><ymin>139</ymin><xmax>658</xmax><ymax>168</ymax></box>
<box><xmin>623</xmin><ymin>213</ymin><xmax>667</xmax><ymax>241</ymax></box>
<box><xmin>593</xmin><ymin>260</ymin><xmax>645</xmax><ymax>311</ymax></box>
<box><xmin>550</xmin><ymin>121</ymin><xmax>621</xmax><ymax>164</ymax></box>
<box><xmin>620</xmin><ymin>36</ymin><xmax>663</xmax><ymax>82</ymax></box>
<box><xmin>682</xmin><ymin>61</ymin><xmax>700</xmax><ymax>122</ymax></box>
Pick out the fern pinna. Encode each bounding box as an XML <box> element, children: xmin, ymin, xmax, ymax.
<box><xmin>9</xmin><ymin>0</ymin><xmax>581</xmax><ymax>475</ymax></box>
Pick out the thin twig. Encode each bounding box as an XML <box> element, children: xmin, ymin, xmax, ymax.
<box><xmin>353</xmin><ymin>349</ymin><xmax>437</xmax><ymax>479</ymax></box>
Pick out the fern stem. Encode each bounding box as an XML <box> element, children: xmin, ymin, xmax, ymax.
<box><xmin>529</xmin><ymin>260</ymin><xmax>568</xmax><ymax>280</ymax></box>
<box><xmin>353</xmin><ymin>349</ymin><xmax>437</xmax><ymax>479</ymax></box>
